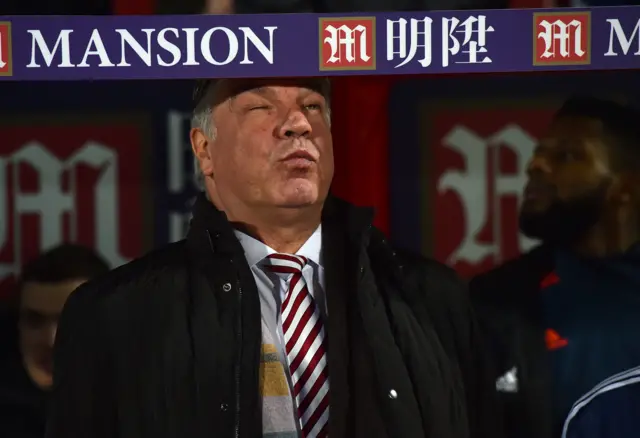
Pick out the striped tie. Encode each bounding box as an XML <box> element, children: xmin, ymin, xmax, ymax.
<box><xmin>265</xmin><ymin>253</ymin><xmax>329</xmax><ymax>438</ymax></box>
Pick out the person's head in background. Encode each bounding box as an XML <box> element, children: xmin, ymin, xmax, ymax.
<box><xmin>519</xmin><ymin>96</ymin><xmax>640</xmax><ymax>257</ymax></box>
<box><xmin>15</xmin><ymin>244</ymin><xmax>109</xmax><ymax>390</ymax></box>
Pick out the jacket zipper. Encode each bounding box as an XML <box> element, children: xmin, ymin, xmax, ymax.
<box><xmin>205</xmin><ymin>230</ymin><xmax>243</xmax><ymax>438</ymax></box>
<box><xmin>234</xmin><ymin>280</ymin><xmax>243</xmax><ymax>438</ymax></box>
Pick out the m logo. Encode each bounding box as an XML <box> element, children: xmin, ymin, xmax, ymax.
<box><xmin>429</xmin><ymin>104</ymin><xmax>555</xmax><ymax>277</ymax></box>
<box><xmin>0</xmin><ymin>22</ymin><xmax>12</xmax><ymax>76</ymax></box>
<box><xmin>533</xmin><ymin>12</ymin><xmax>591</xmax><ymax>66</ymax></box>
<box><xmin>319</xmin><ymin>17</ymin><xmax>376</xmax><ymax>71</ymax></box>
<box><xmin>0</xmin><ymin>120</ymin><xmax>146</xmax><ymax>297</ymax></box>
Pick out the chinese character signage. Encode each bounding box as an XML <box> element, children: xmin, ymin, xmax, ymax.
<box><xmin>442</xmin><ymin>16</ymin><xmax>494</xmax><ymax>67</ymax></box>
<box><xmin>387</xmin><ymin>17</ymin><xmax>434</xmax><ymax>68</ymax></box>
<box><xmin>0</xmin><ymin>6</ymin><xmax>638</xmax><ymax>81</ymax></box>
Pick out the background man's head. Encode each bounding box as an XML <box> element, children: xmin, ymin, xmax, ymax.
<box><xmin>189</xmin><ymin>77</ymin><xmax>334</xmax><ymax>222</ymax></box>
<box><xmin>16</xmin><ymin>244</ymin><xmax>109</xmax><ymax>390</ymax></box>
<box><xmin>519</xmin><ymin>96</ymin><xmax>640</xmax><ymax>247</ymax></box>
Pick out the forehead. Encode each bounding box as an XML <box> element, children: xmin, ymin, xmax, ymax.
<box><xmin>548</xmin><ymin>115</ymin><xmax>605</xmax><ymax>139</ymax></box>
<box><xmin>212</xmin><ymin>77</ymin><xmax>329</xmax><ymax>103</ymax></box>
<box><xmin>546</xmin><ymin>115</ymin><xmax>617</xmax><ymax>169</ymax></box>
<box><xmin>20</xmin><ymin>280</ymin><xmax>86</xmax><ymax>315</ymax></box>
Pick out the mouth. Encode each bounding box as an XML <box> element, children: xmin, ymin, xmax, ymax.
<box><xmin>36</xmin><ymin>356</ymin><xmax>53</xmax><ymax>374</ymax></box>
<box><xmin>524</xmin><ymin>182</ymin><xmax>554</xmax><ymax>201</ymax></box>
<box><xmin>282</xmin><ymin>150</ymin><xmax>316</xmax><ymax>163</ymax></box>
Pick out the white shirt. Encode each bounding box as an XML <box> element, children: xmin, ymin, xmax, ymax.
<box><xmin>233</xmin><ymin>225</ymin><xmax>327</xmax><ymax>382</ymax></box>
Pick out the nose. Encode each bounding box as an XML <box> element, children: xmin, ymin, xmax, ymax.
<box><xmin>277</xmin><ymin>110</ymin><xmax>312</xmax><ymax>139</ymax></box>
<box><xmin>46</xmin><ymin>324</ymin><xmax>58</xmax><ymax>348</ymax></box>
<box><xmin>526</xmin><ymin>151</ymin><xmax>552</xmax><ymax>177</ymax></box>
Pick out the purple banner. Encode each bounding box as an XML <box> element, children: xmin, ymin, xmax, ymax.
<box><xmin>0</xmin><ymin>7</ymin><xmax>638</xmax><ymax>81</ymax></box>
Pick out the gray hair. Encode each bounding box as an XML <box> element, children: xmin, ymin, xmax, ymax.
<box><xmin>191</xmin><ymin>81</ymin><xmax>221</xmax><ymax>190</ymax></box>
<box><xmin>190</xmin><ymin>79</ymin><xmax>332</xmax><ymax>190</ymax></box>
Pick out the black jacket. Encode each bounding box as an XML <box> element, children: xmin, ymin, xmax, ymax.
<box><xmin>469</xmin><ymin>246</ymin><xmax>555</xmax><ymax>438</ymax></box>
<box><xmin>0</xmin><ymin>351</ymin><xmax>48</xmax><ymax>438</ymax></box>
<box><xmin>46</xmin><ymin>194</ymin><xmax>503</xmax><ymax>438</ymax></box>
<box><xmin>0</xmin><ymin>299</ymin><xmax>47</xmax><ymax>438</ymax></box>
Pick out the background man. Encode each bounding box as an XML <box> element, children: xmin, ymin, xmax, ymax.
<box><xmin>470</xmin><ymin>96</ymin><xmax>640</xmax><ymax>438</ymax></box>
<box><xmin>47</xmin><ymin>77</ymin><xmax>502</xmax><ymax>438</ymax></box>
<box><xmin>0</xmin><ymin>244</ymin><xmax>109</xmax><ymax>438</ymax></box>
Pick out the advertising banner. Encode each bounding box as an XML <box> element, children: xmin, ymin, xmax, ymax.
<box><xmin>0</xmin><ymin>7</ymin><xmax>638</xmax><ymax>81</ymax></box>
<box><xmin>1</xmin><ymin>8</ymin><xmax>639</xmax><ymax>287</ymax></box>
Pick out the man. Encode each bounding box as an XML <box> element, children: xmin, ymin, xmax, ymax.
<box><xmin>47</xmin><ymin>77</ymin><xmax>502</xmax><ymax>438</ymax></box>
<box><xmin>470</xmin><ymin>96</ymin><xmax>640</xmax><ymax>438</ymax></box>
<box><xmin>0</xmin><ymin>244</ymin><xmax>109</xmax><ymax>438</ymax></box>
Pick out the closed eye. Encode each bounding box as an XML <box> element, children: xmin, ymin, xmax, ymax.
<box><xmin>250</xmin><ymin>105</ymin><xmax>271</xmax><ymax>111</ymax></box>
<box><xmin>554</xmin><ymin>146</ymin><xmax>582</xmax><ymax>163</ymax></box>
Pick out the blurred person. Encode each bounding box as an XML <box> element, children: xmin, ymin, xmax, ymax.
<box><xmin>1</xmin><ymin>0</ymin><xmax>110</xmax><ymax>14</ymax></box>
<box><xmin>47</xmin><ymin>77</ymin><xmax>504</xmax><ymax>438</ymax></box>
<box><xmin>470</xmin><ymin>96</ymin><xmax>640</xmax><ymax>438</ymax></box>
<box><xmin>0</xmin><ymin>244</ymin><xmax>109</xmax><ymax>438</ymax></box>
<box><xmin>571</xmin><ymin>1</ymin><xmax>640</xmax><ymax>5</ymax></box>
<box><xmin>203</xmin><ymin>0</ymin><xmax>234</xmax><ymax>13</ymax></box>
<box><xmin>198</xmin><ymin>0</ymin><xmax>508</xmax><ymax>15</ymax></box>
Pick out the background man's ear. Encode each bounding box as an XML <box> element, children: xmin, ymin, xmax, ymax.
<box><xmin>610</xmin><ymin>173</ymin><xmax>640</xmax><ymax>205</ymax></box>
<box><xmin>190</xmin><ymin>128</ymin><xmax>215</xmax><ymax>177</ymax></box>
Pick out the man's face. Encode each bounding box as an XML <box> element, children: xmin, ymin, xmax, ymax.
<box><xmin>192</xmin><ymin>78</ymin><xmax>334</xmax><ymax>213</ymax></box>
<box><xmin>18</xmin><ymin>279</ymin><xmax>85</xmax><ymax>390</ymax></box>
<box><xmin>519</xmin><ymin>115</ymin><xmax>615</xmax><ymax>245</ymax></box>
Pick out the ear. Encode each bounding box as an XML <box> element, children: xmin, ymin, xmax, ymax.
<box><xmin>190</xmin><ymin>127</ymin><xmax>215</xmax><ymax>178</ymax></box>
<box><xmin>610</xmin><ymin>172</ymin><xmax>639</xmax><ymax>205</ymax></box>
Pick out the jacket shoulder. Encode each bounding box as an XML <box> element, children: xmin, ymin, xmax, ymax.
<box><xmin>62</xmin><ymin>241</ymin><xmax>188</xmax><ymax>318</ymax></box>
<box><xmin>395</xmin><ymin>248</ymin><xmax>463</xmax><ymax>293</ymax></box>
<box><xmin>470</xmin><ymin>249</ymin><xmax>537</xmax><ymax>288</ymax></box>
<box><xmin>367</xmin><ymin>227</ymin><xmax>463</xmax><ymax>296</ymax></box>
<box><xmin>378</xmin><ymin>245</ymin><xmax>468</xmax><ymax>323</ymax></box>
<box><xmin>469</xmin><ymin>245</ymin><xmax>552</xmax><ymax>306</ymax></box>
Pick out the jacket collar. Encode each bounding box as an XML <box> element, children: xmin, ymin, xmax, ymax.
<box><xmin>185</xmin><ymin>192</ymin><xmax>376</xmax><ymax>260</ymax></box>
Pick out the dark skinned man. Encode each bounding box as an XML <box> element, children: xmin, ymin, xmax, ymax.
<box><xmin>470</xmin><ymin>96</ymin><xmax>640</xmax><ymax>438</ymax></box>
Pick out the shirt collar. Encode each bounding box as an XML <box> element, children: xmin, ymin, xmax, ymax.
<box><xmin>233</xmin><ymin>225</ymin><xmax>323</xmax><ymax>268</ymax></box>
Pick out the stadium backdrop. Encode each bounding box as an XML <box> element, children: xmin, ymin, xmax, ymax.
<box><xmin>1</xmin><ymin>1</ymin><xmax>639</xmax><ymax>300</ymax></box>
